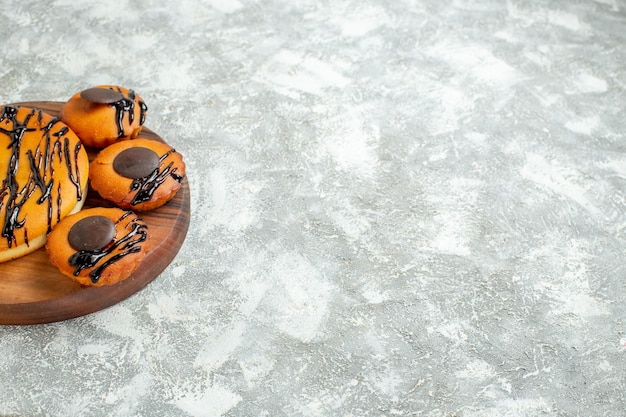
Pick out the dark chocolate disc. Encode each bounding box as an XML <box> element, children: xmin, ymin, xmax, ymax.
<box><xmin>80</xmin><ymin>87</ymin><xmax>125</xmax><ymax>104</ymax></box>
<box><xmin>113</xmin><ymin>147</ymin><xmax>160</xmax><ymax>179</ymax></box>
<box><xmin>68</xmin><ymin>216</ymin><xmax>116</xmax><ymax>251</ymax></box>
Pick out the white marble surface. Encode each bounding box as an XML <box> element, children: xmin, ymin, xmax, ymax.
<box><xmin>1</xmin><ymin>0</ymin><xmax>625</xmax><ymax>415</ymax></box>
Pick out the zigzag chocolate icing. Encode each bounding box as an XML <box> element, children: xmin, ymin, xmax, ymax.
<box><xmin>0</xmin><ymin>106</ymin><xmax>84</xmax><ymax>248</ymax></box>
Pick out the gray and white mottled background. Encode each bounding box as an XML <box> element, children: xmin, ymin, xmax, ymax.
<box><xmin>1</xmin><ymin>0</ymin><xmax>625</xmax><ymax>415</ymax></box>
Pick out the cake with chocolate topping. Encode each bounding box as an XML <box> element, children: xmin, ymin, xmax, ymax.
<box><xmin>0</xmin><ymin>105</ymin><xmax>90</xmax><ymax>262</ymax></box>
<box><xmin>60</xmin><ymin>85</ymin><xmax>148</xmax><ymax>148</ymax></box>
<box><xmin>46</xmin><ymin>207</ymin><xmax>150</xmax><ymax>286</ymax></box>
<box><xmin>89</xmin><ymin>138</ymin><xmax>186</xmax><ymax>211</ymax></box>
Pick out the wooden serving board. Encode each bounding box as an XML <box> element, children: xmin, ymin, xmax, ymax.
<box><xmin>0</xmin><ymin>101</ymin><xmax>190</xmax><ymax>325</ymax></box>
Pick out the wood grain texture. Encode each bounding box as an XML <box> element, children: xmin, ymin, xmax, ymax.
<box><xmin>0</xmin><ymin>101</ymin><xmax>190</xmax><ymax>325</ymax></box>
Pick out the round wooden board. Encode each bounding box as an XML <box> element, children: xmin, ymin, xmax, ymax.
<box><xmin>0</xmin><ymin>101</ymin><xmax>190</xmax><ymax>325</ymax></box>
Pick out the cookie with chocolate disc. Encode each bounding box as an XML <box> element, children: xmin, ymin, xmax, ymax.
<box><xmin>89</xmin><ymin>138</ymin><xmax>185</xmax><ymax>211</ymax></box>
<box><xmin>46</xmin><ymin>207</ymin><xmax>150</xmax><ymax>287</ymax></box>
<box><xmin>60</xmin><ymin>85</ymin><xmax>148</xmax><ymax>148</ymax></box>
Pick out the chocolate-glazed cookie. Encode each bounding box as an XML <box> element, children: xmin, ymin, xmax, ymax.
<box><xmin>46</xmin><ymin>207</ymin><xmax>150</xmax><ymax>287</ymax></box>
<box><xmin>60</xmin><ymin>85</ymin><xmax>148</xmax><ymax>148</ymax></box>
<box><xmin>89</xmin><ymin>138</ymin><xmax>185</xmax><ymax>211</ymax></box>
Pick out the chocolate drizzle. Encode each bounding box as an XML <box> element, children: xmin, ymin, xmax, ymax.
<box><xmin>68</xmin><ymin>211</ymin><xmax>148</xmax><ymax>283</ymax></box>
<box><xmin>64</xmin><ymin>137</ymin><xmax>83</xmax><ymax>202</ymax></box>
<box><xmin>128</xmin><ymin>148</ymin><xmax>183</xmax><ymax>206</ymax></box>
<box><xmin>139</xmin><ymin>101</ymin><xmax>148</xmax><ymax>126</ymax></box>
<box><xmin>109</xmin><ymin>87</ymin><xmax>147</xmax><ymax>139</ymax></box>
<box><xmin>0</xmin><ymin>106</ymin><xmax>84</xmax><ymax>247</ymax></box>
